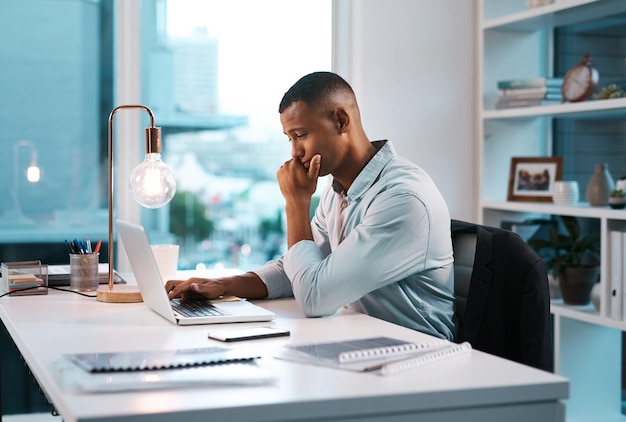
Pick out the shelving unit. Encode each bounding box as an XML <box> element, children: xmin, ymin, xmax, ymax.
<box><xmin>479</xmin><ymin>0</ymin><xmax>626</xmax><ymax>420</ymax></box>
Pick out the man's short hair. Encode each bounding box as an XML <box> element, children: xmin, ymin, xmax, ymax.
<box><xmin>279</xmin><ymin>71</ymin><xmax>355</xmax><ymax>113</ymax></box>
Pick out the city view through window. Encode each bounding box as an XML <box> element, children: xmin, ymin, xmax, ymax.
<box><xmin>0</xmin><ymin>0</ymin><xmax>330</xmax><ymax>272</ymax></box>
<box><xmin>143</xmin><ymin>0</ymin><xmax>332</xmax><ymax>271</ymax></box>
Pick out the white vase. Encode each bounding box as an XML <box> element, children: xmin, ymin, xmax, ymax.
<box><xmin>552</xmin><ymin>181</ymin><xmax>579</xmax><ymax>206</ymax></box>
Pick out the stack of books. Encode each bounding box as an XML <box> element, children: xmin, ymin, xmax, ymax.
<box><xmin>495</xmin><ymin>77</ymin><xmax>563</xmax><ymax>109</ymax></box>
<box><xmin>526</xmin><ymin>0</ymin><xmax>554</xmax><ymax>9</ymax></box>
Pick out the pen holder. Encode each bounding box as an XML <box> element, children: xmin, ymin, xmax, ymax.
<box><xmin>1</xmin><ymin>260</ymin><xmax>48</xmax><ymax>296</ymax></box>
<box><xmin>69</xmin><ymin>253</ymin><xmax>100</xmax><ymax>292</ymax></box>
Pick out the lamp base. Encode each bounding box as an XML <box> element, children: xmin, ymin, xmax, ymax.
<box><xmin>96</xmin><ymin>285</ymin><xmax>143</xmax><ymax>303</ymax></box>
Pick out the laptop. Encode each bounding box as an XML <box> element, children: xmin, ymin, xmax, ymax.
<box><xmin>116</xmin><ymin>219</ymin><xmax>276</xmax><ymax>325</ymax></box>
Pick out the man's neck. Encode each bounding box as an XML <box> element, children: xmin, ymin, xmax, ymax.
<box><xmin>332</xmin><ymin>140</ymin><xmax>380</xmax><ymax>193</ymax></box>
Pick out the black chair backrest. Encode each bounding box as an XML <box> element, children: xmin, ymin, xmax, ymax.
<box><xmin>451</xmin><ymin>231</ymin><xmax>476</xmax><ymax>324</ymax></box>
<box><xmin>451</xmin><ymin>219</ymin><xmax>554</xmax><ymax>372</ymax></box>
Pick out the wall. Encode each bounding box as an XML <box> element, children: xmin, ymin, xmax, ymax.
<box><xmin>344</xmin><ymin>0</ymin><xmax>477</xmax><ymax>222</ymax></box>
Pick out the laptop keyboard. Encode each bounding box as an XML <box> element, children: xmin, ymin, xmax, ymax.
<box><xmin>171</xmin><ymin>299</ymin><xmax>225</xmax><ymax>317</ymax></box>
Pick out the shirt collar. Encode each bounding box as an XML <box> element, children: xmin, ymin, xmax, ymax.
<box><xmin>331</xmin><ymin>140</ymin><xmax>394</xmax><ymax>198</ymax></box>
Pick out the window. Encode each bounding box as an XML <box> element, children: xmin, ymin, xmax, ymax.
<box><xmin>0</xmin><ymin>0</ymin><xmax>332</xmax><ymax>274</ymax></box>
<box><xmin>0</xmin><ymin>0</ymin><xmax>113</xmax><ymax>265</ymax></box>
<box><xmin>140</xmin><ymin>0</ymin><xmax>332</xmax><ymax>271</ymax></box>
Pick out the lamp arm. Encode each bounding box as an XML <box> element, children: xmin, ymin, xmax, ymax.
<box><xmin>107</xmin><ymin>105</ymin><xmax>159</xmax><ymax>290</ymax></box>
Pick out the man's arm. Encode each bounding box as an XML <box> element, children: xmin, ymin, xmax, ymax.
<box><xmin>167</xmin><ymin>155</ymin><xmax>321</xmax><ymax>302</ymax></box>
<box><xmin>166</xmin><ymin>272</ymin><xmax>268</xmax><ymax>301</ymax></box>
<box><xmin>284</xmin><ymin>191</ymin><xmax>440</xmax><ymax>317</ymax></box>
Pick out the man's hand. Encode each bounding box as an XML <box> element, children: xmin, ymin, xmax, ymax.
<box><xmin>165</xmin><ymin>273</ymin><xmax>269</xmax><ymax>300</ymax></box>
<box><xmin>277</xmin><ymin>154</ymin><xmax>321</xmax><ymax>203</ymax></box>
<box><xmin>166</xmin><ymin>278</ymin><xmax>225</xmax><ymax>301</ymax></box>
<box><xmin>277</xmin><ymin>154</ymin><xmax>321</xmax><ymax>248</ymax></box>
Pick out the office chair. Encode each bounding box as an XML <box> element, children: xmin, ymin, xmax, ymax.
<box><xmin>451</xmin><ymin>219</ymin><xmax>554</xmax><ymax>372</ymax></box>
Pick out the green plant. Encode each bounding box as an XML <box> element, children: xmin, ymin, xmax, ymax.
<box><xmin>593</xmin><ymin>83</ymin><xmax>625</xmax><ymax>100</ymax></box>
<box><xmin>609</xmin><ymin>189</ymin><xmax>625</xmax><ymax>198</ymax></box>
<box><xmin>169</xmin><ymin>191</ymin><xmax>214</xmax><ymax>241</ymax></box>
<box><xmin>528</xmin><ymin>216</ymin><xmax>600</xmax><ymax>275</ymax></box>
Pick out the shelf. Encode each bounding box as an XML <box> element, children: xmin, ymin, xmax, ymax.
<box><xmin>482</xmin><ymin>200</ymin><xmax>626</xmax><ymax>220</ymax></box>
<box><xmin>482</xmin><ymin>97</ymin><xmax>626</xmax><ymax>120</ymax></box>
<box><xmin>481</xmin><ymin>1</ymin><xmax>626</xmax><ymax>419</ymax></box>
<box><xmin>482</xmin><ymin>0</ymin><xmax>626</xmax><ymax>32</ymax></box>
<box><xmin>552</xmin><ymin>300</ymin><xmax>626</xmax><ymax>331</ymax></box>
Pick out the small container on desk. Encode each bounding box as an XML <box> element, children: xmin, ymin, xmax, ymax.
<box><xmin>69</xmin><ymin>253</ymin><xmax>99</xmax><ymax>292</ymax></box>
<box><xmin>1</xmin><ymin>260</ymin><xmax>48</xmax><ymax>296</ymax></box>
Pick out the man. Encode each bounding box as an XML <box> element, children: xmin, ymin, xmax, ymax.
<box><xmin>167</xmin><ymin>71</ymin><xmax>455</xmax><ymax>340</ymax></box>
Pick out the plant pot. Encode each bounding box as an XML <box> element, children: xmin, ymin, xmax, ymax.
<box><xmin>558</xmin><ymin>266</ymin><xmax>600</xmax><ymax>305</ymax></box>
<box><xmin>609</xmin><ymin>197</ymin><xmax>626</xmax><ymax>209</ymax></box>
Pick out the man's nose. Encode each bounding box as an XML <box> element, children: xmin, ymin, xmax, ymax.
<box><xmin>291</xmin><ymin>143</ymin><xmax>303</xmax><ymax>160</ymax></box>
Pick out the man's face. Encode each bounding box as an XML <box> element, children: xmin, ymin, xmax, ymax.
<box><xmin>280</xmin><ymin>100</ymin><xmax>340</xmax><ymax>177</ymax></box>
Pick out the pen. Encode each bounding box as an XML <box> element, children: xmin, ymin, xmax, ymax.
<box><xmin>94</xmin><ymin>240</ymin><xmax>102</xmax><ymax>254</ymax></box>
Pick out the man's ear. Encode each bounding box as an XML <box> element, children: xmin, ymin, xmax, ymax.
<box><xmin>334</xmin><ymin>107</ymin><xmax>350</xmax><ymax>133</ymax></box>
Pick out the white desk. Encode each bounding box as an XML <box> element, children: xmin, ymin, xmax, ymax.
<box><xmin>0</xmin><ymin>286</ymin><xmax>568</xmax><ymax>422</ymax></box>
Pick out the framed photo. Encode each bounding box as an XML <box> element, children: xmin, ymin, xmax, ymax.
<box><xmin>507</xmin><ymin>157</ymin><xmax>563</xmax><ymax>202</ymax></box>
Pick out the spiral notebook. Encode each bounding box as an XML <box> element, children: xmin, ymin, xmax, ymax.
<box><xmin>54</xmin><ymin>360</ymin><xmax>276</xmax><ymax>392</ymax></box>
<box><xmin>64</xmin><ymin>346</ymin><xmax>260</xmax><ymax>373</ymax></box>
<box><xmin>275</xmin><ymin>336</ymin><xmax>471</xmax><ymax>375</ymax></box>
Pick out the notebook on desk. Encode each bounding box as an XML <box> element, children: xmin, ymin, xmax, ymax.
<box><xmin>116</xmin><ymin>219</ymin><xmax>276</xmax><ymax>326</ymax></box>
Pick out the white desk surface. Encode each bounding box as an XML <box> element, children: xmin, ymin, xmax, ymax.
<box><xmin>0</xmin><ymin>280</ymin><xmax>569</xmax><ymax>422</ymax></box>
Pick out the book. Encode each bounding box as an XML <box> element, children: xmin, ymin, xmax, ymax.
<box><xmin>497</xmin><ymin>77</ymin><xmax>563</xmax><ymax>90</ymax></box>
<box><xmin>544</xmin><ymin>92</ymin><xmax>564</xmax><ymax>102</ymax></box>
<box><xmin>495</xmin><ymin>98</ymin><xmax>561</xmax><ymax>109</ymax></box>
<box><xmin>275</xmin><ymin>336</ymin><xmax>471</xmax><ymax>375</ymax></box>
<box><xmin>64</xmin><ymin>346</ymin><xmax>260</xmax><ymax>373</ymax></box>
<box><xmin>621</xmin><ymin>233</ymin><xmax>626</xmax><ymax>321</ymax></box>
<box><xmin>610</xmin><ymin>231</ymin><xmax>622</xmax><ymax>320</ymax></box>
<box><xmin>47</xmin><ymin>263</ymin><xmax>125</xmax><ymax>286</ymax></box>
<box><xmin>499</xmin><ymin>86</ymin><xmax>549</xmax><ymax>98</ymax></box>
<box><xmin>498</xmin><ymin>86</ymin><xmax>562</xmax><ymax>100</ymax></box>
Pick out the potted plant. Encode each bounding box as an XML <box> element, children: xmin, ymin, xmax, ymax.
<box><xmin>608</xmin><ymin>189</ymin><xmax>626</xmax><ymax>209</ymax></box>
<box><xmin>528</xmin><ymin>216</ymin><xmax>600</xmax><ymax>305</ymax></box>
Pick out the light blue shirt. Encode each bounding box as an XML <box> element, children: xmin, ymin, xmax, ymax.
<box><xmin>254</xmin><ymin>140</ymin><xmax>455</xmax><ymax>340</ymax></box>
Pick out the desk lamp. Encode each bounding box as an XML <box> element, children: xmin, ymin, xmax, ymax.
<box><xmin>96</xmin><ymin>105</ymin><xmax>176</xmax><ymax>303</ymax></box>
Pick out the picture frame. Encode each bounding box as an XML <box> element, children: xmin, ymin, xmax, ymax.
<box><xmin>507</xmin><ymin>156</ymin><xmax>563</xmax><ymax>202</ymax></box>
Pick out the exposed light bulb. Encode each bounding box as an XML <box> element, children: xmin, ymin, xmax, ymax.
<box><xmin>26</xmin><ymin>165</ymin><xmax>40</xmax><ymax>183</ymax></box>
<box><xmin>129</xmin><ymin>153</ymin><xmax>176</xmax><ymax>208</ymax></box>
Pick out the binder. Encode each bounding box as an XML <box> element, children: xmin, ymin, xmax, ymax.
<box><xmin>610</xmin><ymin>231</ymin><xmax>623</xmax><ymax>320</ymax></box>
<box><xmin>622</xmin><ymin>232</ymin><xmax>626</xmax><ymax>321</ymax></box>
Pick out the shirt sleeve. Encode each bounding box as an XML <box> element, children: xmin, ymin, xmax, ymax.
<box><xmin>283</xmin><ymin>190</ymin><xmax>435</xmax><ymax>317</ymax></box>
<box><xmin>252</xmin><ymin>258</ymin><xmax>293</xmax><ymax>299</ymax></box>
<box><xmin>253</xmin><ymin>198</ymin><xmax>333</xmax><ymax>299</ymax></box>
